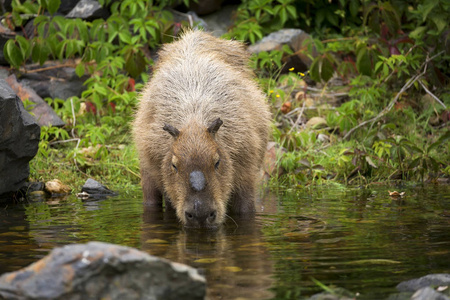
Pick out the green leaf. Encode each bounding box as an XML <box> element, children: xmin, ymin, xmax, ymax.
<box><xmin>31</xmin><ymin>38</ymin><xmax>50</xmax><ymax>65</ymax></box>
<box><xmin>349</xmin><ymin>0</ymin><xmax>359</xmax><ymax>18</ymax></box>
<box><xmin>356</xmin><ymin>47</ymin><xmax>372</xmax><ymax>76</ymax></box>
<box><xmin>286</xmin><ymin>5</ymin><xmax>297</xmax><ymax>18</ymax></box>
<box><xmin>4</xmin><ymin>40</ymin><xmax>23</xmax><ymax>68</ymax></box>
<box><xmin>16</xmin><ymin>35</ymin><xmax>31</xmax><ymax>59</ymax></box>
<box><xmin>431</xmin><ymin>14</ymin><xmax>447</xmax><ymax>33</ymax></box>
<box><xmin>124</xmin><ymin>49</ymin><xmax>146</xmax><ymax>78</ymax></box>
<box><xmin>321</xmin><ymin>54</ymin><xmax>335</xmax><ymax>82</ymax></box>
<box><xmin>409</xmin><ymin>26</ymin><xmax>427</xmax><ymax>39</ymax></box>
<box><xmin>119</xmin><ymin>31</ymin><xmax>132</xmax><ymax>44</ymax></box>
<box><xmin>421</xmin><ymin>0</ymin><xmax>439</xmax><ymax>21</ymax></box>
<box><xmin>279</xmin><ymin>7</ymin><xmax>288</xmax><ymax>24</ymax></box>
<box><xmin>75</xmin><ymin>62</ymin><xmax>85</xmax><ymax>77</ymax></box>
<box><xmin>46</xmin><ymin>0</ymin><xmax>61</xmax><ymax>15</ymax></box>
<box><xmin>309</xmin><ymin>56</ymin><xmax>322</xmax><ymax>82</ymax></box>
<box><xmin>428</xmin><ymin>130</ymin><xmax>450</xmax><ymax>152</ymax></box>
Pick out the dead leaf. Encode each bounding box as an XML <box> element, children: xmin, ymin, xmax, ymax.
<box><xmin>281</xmin><ymin>102</ymin><xmax>292</xmax><ymax>114</ymax></box>
<box><xmin>224</xmin><ymin>266</ymin><xmax>242</xmax><ymax>272</ymax></box>
<box><xmin>193</xmin><ymin>258</ymin><xmax>220</xmax><ymax>264</ymax></box>
<box><xmin>306</xmin><ymin>117</ymin><xmax>327</xmax><ymax>128</ymax></box>
<box><xmin>388</xmin><ymin>191</ymin><xmax>406</xmax><ymax>198</ymax></box>
<box><xmin>45</xmin><ymin>179</ymin><xmax>71</xmax><ymax>195</ymax></box>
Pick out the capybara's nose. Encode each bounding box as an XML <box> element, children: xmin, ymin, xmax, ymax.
<box><xmin>185</xmin><ymin>210</ymin><xmax>217</xmax><ymax>227</ymax></box>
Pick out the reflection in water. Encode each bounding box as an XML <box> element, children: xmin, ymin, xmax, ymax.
<box><xmin>142</xmin><ymin>208</ymin><xmax>275</xmax><ymax>299</ymax></box>
<box><xmin>0</xmin><ymin>185</ymin><xmax>449</xmax><ymax>299</ymax></box>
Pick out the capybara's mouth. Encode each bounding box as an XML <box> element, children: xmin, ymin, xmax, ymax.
<box><xmin>183</xmin><ymin>223</ymin><xmax>220</xmax><ymax>231</ymax></box>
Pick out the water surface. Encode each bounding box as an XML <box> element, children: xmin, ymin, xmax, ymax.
<box><xmin>0</xmin><ymin>185</ymin><xmax>449</xmax><ymax>299</ymax></box>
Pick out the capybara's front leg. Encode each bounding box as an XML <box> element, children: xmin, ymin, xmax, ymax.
<box><xmin>141</xmin><ymin>169</ymin><xmax>163</xmax><ymax>210</ymax></box>
<box><xmin>230</xmin><ymin>184</ymin><xmax>256</xmax><ymax>214</ymax></box>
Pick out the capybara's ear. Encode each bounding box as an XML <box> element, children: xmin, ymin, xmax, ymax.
<box><xmin>163</xmin><ymin>123</ymin><xmax>180</xmax><ymax>138</ymax></box>
<box><xmin>207</xmin><ymin>118</ymin><xmax>223</xmax><ymax>135</ymax></box>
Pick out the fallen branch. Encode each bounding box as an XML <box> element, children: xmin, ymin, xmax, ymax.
<box><xmin>418</xmin><ymin>80</ymin><xmax>446</xmax><ymax>109</ymax></box>
<box><xmin>343</xmin><ymin>51</ymin><xmax>444</xmax><ymax>140</ymax></box>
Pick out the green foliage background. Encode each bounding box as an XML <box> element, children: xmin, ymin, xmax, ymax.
<box><xmin>2</xmin><ymin>0</ymin><xmax>449</xmax><ymax>189</ymax></box>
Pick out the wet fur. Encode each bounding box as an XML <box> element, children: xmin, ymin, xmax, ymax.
<box><xmin>133</xmin><ymin>30</ymin><xmax>271</xmax><ymax>227</ymax></box>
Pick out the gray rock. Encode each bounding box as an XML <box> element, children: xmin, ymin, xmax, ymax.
<box><xmin>189</xmin><ymin>0</ymin><xmax>224</xmax><ymax>15</ymax></box>
<box><xmin>0</xmin><ymin>241</ymin><xmax>206</xmax><ymax>300</ymax></box>
<box><xmin>397</xmin><ymin>274</ymin><xmax>450</xmax><ymax>292</ymax></box>
<box><xmin>411</xmin><ymin>287</ymin><xmax>450</xmax><ymax>300</ymax></box>
<box><xmin>5</xmin><ymin>74</ymin><xmax>65</xmax><ymax>127</ymax></box>
<box><xmin>20</xmin><ymin>65</ymin><xmax>87</xmax><ymax>100</ymax></box>
<box><xmin>0</xmin><ymin>80</ymin><xmax>40</xmax><ymax>197</ymax></box>
<box><xmin>58</xmin><ymin>0</ymin><xmax>82</xmax><ymax>14</ymax></box>
<box><xmin>66</xmin><ymin>0</ymin><xmax>109</xmax><ymax>20</ymax></box>
<box><xmin>81</xmin><ymin>178</ymin><xmax>118</xmax><ymax>199</ymax></box>
<box><xmin>248</xmin><ymin>28</ymin><xmax>317</xmax><ymax>73</ymax></box>
<box><xmin>308</xmin><ymin>287</ymin><xmax>355</xmax><ymax>300</ymax></box>
<box><xmin>201</xmin><ymin>5</ymin><xmax>237</xmax><ymax>37</ymax></box>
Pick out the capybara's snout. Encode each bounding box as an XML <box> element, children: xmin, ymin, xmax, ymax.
<box><xmin>185</xmin><ymin>208</ymin><xmax>217</xmax><ymax>228</ymax></box>
<box><xmin>184</xmin><ymin>198</ymin><xmax>218</xmax><ymax>229</ymax></box>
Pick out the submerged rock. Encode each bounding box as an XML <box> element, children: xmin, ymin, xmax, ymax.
<box><xmin>397</xmin><ymin>274</ymin><xmax>450</xmax><ymax>292</ymax></box>
<box><xmin>308</xmin><ymin>287</ymin><xmax>355</xmax><ymax>300</ymax></box>
<box><xmin>411</xmin><ymin>287</ymin><xmax>450</xmax><ymax>300</ymax></box>
<box><xmin>0</xmin><ymin>241</ymin><xmax>206</xmax><ymax>300</ymax></box>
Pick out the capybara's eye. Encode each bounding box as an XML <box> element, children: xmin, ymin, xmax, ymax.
<box><xmin>215</xmin><ymin>159</ymin><xmax>220</xmax><ymax>170</ymax></box>
<box><xmin>172</xmin><ymin>164</ymin><xmax>178</xmax><ymax>172</ymax></box>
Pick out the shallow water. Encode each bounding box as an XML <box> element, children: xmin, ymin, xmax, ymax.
<box><xmin>0</xmin><ymin>185</ymin><xmax>449</xmax><ymax>299</ymax></box>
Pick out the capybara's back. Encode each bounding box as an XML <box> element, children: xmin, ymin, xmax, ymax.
<box><xmin>133</xmin><ymin>30</ymin><xmax>271</xmax><ymax>228</ymax></box>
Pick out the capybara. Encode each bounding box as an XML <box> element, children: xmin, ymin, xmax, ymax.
<box><xmin>133</xmin><ymin>30</ymin><xmax>271</xmax><ymax>228</ymax></box>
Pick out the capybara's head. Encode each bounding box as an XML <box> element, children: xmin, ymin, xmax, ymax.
<box><xmin>162</xmin><ymin>118</ymin><xmax>233</xmax><ymax>229</ymax></box>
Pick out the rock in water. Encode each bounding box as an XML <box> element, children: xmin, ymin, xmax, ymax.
<box><xmin>0</xmin><ymin>80</ymin><xmax>40</xmax><ymax>199</ymax></box>
<box><xmin>397</xmin><ymin>274</ymin><xmax>450</xmax><ymax>292</ymax></box>
<box><xmin>0</xmin><ymin>241</ymin><xmax>206</xmax><ymax>300</ymax></box>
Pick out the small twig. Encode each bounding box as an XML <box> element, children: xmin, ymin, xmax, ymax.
<box><xmin>343</xmin><ymin>51</ymin><xmax>444</xmax><ymax>140</ymax></box>
<box><xmin>70</xmin><ymin>98</ymin><xmax>76</xmax><ymax>139</ymax></box>
<box><xmin>49</xmin><ymin>138</ymin><xmax>80</xmax><ymax>145</ymax></box>
<box><xmin>225</xmin><ymin>214</ymin><xmax>238</xmax><ymax>228</ymax></box>
<box><xmin>19</xmin><ymin>62</ymin><xmax>77</xmax><ymax>74</ymax></box>
<box><xmin>418</xmin><ymin>80</ymin><xmax>446</xmax><ymax>109</ymax></box>
<box><xmin>288</xmin><ymin>100</ymin><xmax>306</xmax><ymax>134</ymax></box>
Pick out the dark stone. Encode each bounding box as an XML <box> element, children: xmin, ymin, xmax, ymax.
<box><xmin>58</xmin><ymin>0</ymin><xmax>82</xmax><ymax>14</ymax></box>
<box><xmin>81</xmin><ymin>178</ymin><xmax>118</xmax><ymax>199</ymax></box>
<box><xmin>66</xmin><ymin>0</ymin><xmax>110</xmax><ymax>20</ymax></box>
<box><xmin>0</xmin><ymin>241</ymin><xmax>206</xmax><ymax>300</ymax></box>
<box><xmin>397</xmin><ymin>274</ymin><xmax>450</xmax><ymax>292</ymax></box>
<box><xmin>5</xmin><ymin>74</ymin><xmax>65</xmax><ymax>127</ymax></box>
<box><xmin>20</xmin><ymin>64</ymin><xmax>88</xmax><ymax>100</ymax></box>
<box><xmin>0</xmin><ymin>0</ymin><xmax>12</xmax><ymax>14</ymax></box>
<box><xmin>21</xmin><ymin>182</ymin><xmax>45</xmax><ymax>194</ymax></box>
<box><xmin>248</xmin><ymin>28</ymin><xmax>317</xmax><ymax>73</ymax></box>
<box><xmin>0</xmin><ymin>80</ymin><xmax>40</xmax><ymax>197</ymax></box>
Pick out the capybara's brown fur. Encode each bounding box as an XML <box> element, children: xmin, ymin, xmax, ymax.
<box><xmin>133</xmin><ymin>30</ymin><xmax>271</xmax><ymax>228</ymax></box>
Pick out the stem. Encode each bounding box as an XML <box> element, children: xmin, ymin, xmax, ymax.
<box><xmin>343</xmin><ymin>51</ymin><xmax>444</xmax><ymax>140</ymax></box>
